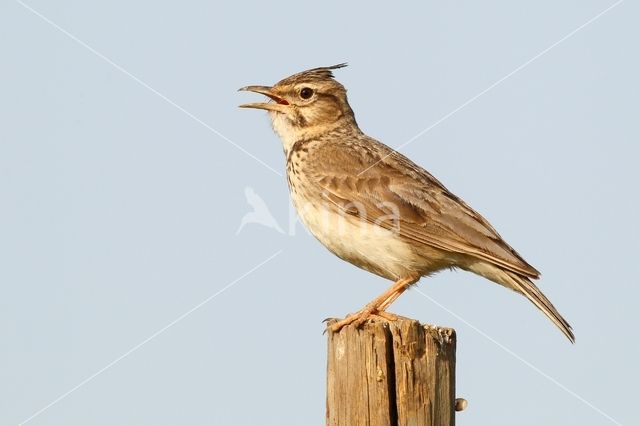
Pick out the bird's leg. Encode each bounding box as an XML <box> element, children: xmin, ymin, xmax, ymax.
<box><xmin>378</xmin><ymin>285</ymin><xmax>409</xmax><ymax>312</ymax></box>
<box><xmin>328</xmin><ymin>276</ymin><xmax>419</xmax><ymax>332</ymax></box>
<box><xmin>367</xmin><ymin>287</ymin><xmax>412</xmax><ymax>323</ymax></box>
<box><xmin>372</xmin><ymin>311</ymin><xmax>399</xmax><ymax>322</ymax></box>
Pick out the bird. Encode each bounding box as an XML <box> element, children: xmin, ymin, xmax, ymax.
<box><xmin>239</xmin><ymin>64</ymin><xmax>574</xmax><ymax>342</ymax></box>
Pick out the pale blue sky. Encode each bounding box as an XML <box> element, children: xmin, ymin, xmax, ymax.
<box><xmin>1</xmin><ymin>1</ymin><xmax>638</xmax><ymax>425</ymax></box>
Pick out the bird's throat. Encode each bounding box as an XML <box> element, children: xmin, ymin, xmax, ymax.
<box><xmin>271</xmin><ymin>114</ymin><xmax>358</xmax><ymax>157</ymax></box>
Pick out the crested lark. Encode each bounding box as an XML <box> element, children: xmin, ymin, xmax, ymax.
<box><xmin>239</xmin><ymin>64</ymin><xmax>574</xmax><ymax>342</ymax></box>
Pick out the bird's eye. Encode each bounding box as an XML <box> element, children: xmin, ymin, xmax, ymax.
<box><xmin>299</xmin><ymin>87</ymin><xmax>314</xmax><ymax>99</ymax></box>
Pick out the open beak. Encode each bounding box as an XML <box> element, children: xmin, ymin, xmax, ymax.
<box><xmin>238</xmin><ymin>85</ymin><xmax>289</xmax><ymax>113</ymax></box>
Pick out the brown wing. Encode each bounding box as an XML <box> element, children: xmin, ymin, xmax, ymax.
<box><xmin>304</xmin><ymin>138</ymin><xmax>540</xmax><ymax>279</ymax></box>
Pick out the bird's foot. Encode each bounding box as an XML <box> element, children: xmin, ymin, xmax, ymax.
<box><xmin>327</xmin><ymin>308</ymin><xmax>398</xmax><ymax>333</ymax></box>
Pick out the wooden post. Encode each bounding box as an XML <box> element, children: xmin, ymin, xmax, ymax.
<box><xmin>326</xmin><ymin>318</ymin><xmax>460</xmax><ymax>426</ymax></box>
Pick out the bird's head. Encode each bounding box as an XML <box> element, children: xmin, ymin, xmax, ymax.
<box><xmin>239</xmin><ymin>64</ymin><xmax>356</xmax><ymax>149</ymax></box>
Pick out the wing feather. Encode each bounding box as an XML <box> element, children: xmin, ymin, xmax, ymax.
<box><xmin>306</xmin><ymin>138</ymin><xmax>540</xmax><ymax>278</ymax></box>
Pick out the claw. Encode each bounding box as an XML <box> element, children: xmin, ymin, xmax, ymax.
<box><xmin>326</xmin><ymin>310</ymin><xmax>401</xmax><ymax>334</ymax></box>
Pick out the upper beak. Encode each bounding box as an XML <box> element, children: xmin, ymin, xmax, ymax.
<box><xmin>238</xmin><ymin>85</ymin><xmax>289</xmax><ymax>113</ymax></box>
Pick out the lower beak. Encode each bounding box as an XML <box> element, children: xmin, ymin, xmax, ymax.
<box><xmin>238</xmin><ymin>85</ymin><xmax>289</xmax><ymax>113</ymax></box>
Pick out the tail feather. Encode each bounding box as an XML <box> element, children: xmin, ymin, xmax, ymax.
<box><xmin>465</xmin><ymin>262</ymin><xmax>575</xmax><ymax>343</ymax></box>
<box><xmin>503</xmin><ymin>270</ymin><xmax>575</xmax><ymax>343</ymax></box>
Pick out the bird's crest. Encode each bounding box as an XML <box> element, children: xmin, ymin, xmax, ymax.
<box><xmin>276</xmin><ymin>63</ymin><xmax>347</xmax><ymax>86</ymax></box>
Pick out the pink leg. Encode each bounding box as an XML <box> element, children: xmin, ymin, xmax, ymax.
<box><xmin>329</xmin><ymin>276</ymin><xmax>419</xmax><ymax>332</ymax></box>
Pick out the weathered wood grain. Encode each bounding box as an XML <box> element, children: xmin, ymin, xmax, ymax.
<box><xmin>326</xmin><ymin>318</ymin><xmax>457</xmax><ymax>426</ymax></box>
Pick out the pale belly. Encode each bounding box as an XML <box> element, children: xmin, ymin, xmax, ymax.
<box><xmin>293</xmin><ymin>198</ymin><xmax>424</xmax><ymax>280</ymax></box>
